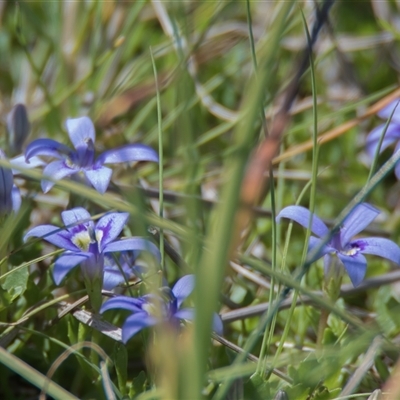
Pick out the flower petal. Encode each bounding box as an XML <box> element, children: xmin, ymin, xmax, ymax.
<box><xmin>96</xmin><ymin>144</ymin><xmax>159</xmax><ymax>165</ymax></box>
<box><xmin>337</xmin><ymin>252</ymin><xmax>367</xmax><ymax>287</ymax></box>
<box><xmin>365</xmin><ymin>123</ymin><xmax>400</xmax><ymax>159</ymax></box>
<box><xmin>340</xmin><ymin>203</ymin><xmax>379</xmax><ymax>247</ymax></box>
<box><xmin>174</xmin><ymin>307</ymin><xmax>195</xmax><ymax>322</ymax></box>
<box><xmin>84</xmin><ymin>166</ymin><xmax>112</xmax><ymax>194</ymax></box>
<box><xmin>11</xmin><ymin>185</ymin><xmax>21</xmax><ymax>213</ymax></box>
<box><xmin>103</xmin><ymin>264</ymin><xmax>136</xmax><ymax>290</ymax></box>
<box><xmin>122</xmin><ymin>313</ymin><xmax>158</xmax><ymax>343</ymax></box>
<box><xmin>65</xmin><ymin>117</ymin><xmax>95</xmax><ymax>150</ymax></box>
<box><xmin>95</xmin><ymin>212</ymin><xmax>129</xmax><ymax>249</ymax></box>
<box><xmin>61</xmin><ymin>207</ymin><xmax>92</xmax><ymax>229</ymax></box>
<box><xmin>172</xmin><ymin>275</ymin><xmax>195</xmax><ymax>308</ymax></box>
<box><xmin>104</xmin><ymin>238</ymin><xmax>161</xmax><ymax>262</ymax></box>
<box><xmin>212</xmin><ymin>313</ymin><xmax>223</xmax><ymax>335</ymax></box>
<box><xmin>24</xmin><ymin>225</ymin><xmax>79</xmax><ymax>251</ymax></box>
<box><xmin>41</xmin><ymin>160</ymin><xmax>78</xmax><ymax>193</ymax></box>
<box><xmin>308</xmin><ymin>236</ymin><xmax>334</xmax><ymax>263</ymax></box>
<box><xmin>354</xmin><ymin>237</ymin><xmax>400</xmax><ymax>265</ymax></box>
<box><xmin>25</xmin><ymin>139</ymin><xmax>72</xmax><ymax>161</ymax></box>
<box><xmin>100</xmin><ymin>296</ymin><xmax>145</xmax><ymax>314</ymax></box>
<box><xmin>276</xmin><ymin>206</ymin><xmax>329</xmax><ymax>237</ymax></box>
<box><xmin>53</xmin><ymin>253</ymin><xmax>89</xmax><ymax>285</ymax></box>
<box><xmin>377</xmin><ymin>99</ymin><xmax>400</xmax><ymax>123</ymax></box>
<box><xmin>10</xmin><ymin>155</ymin><xmax>45</xmax><ymax>174</ymax></box>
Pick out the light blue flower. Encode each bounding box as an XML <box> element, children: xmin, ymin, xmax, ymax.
<box><xmin>276</xmin><ymin>203</ymin><xmax>400</xmax><ymax>286</ymax></box>
<box><xmin>25</xmin><ymin>116</ymin><xmax>159</xmax><ymax>193</ymax></box>
<box><xmin>24</xmin><ymin>207</ymin><xmax>160</xmax><ymax>310</ymax></box>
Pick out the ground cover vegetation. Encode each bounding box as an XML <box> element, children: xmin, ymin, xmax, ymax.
<box><xmin>1</xmin><ymin>1</ymin><xmax>400</xmax><ymax>399</ymax></box>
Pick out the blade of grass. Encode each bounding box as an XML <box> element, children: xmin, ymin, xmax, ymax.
<box><xmin>0</xmin><ymin>347</ymin><xmax>78</xmax><ymax>400</ymax></box>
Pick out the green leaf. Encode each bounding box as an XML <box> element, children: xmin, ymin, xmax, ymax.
<box><xmin>129</xmin><ymin>371</ymin><xmax>148</xmax><ymax>398</ymax></box>
<box><xmin>114</xmin><ymin>342</ymin><xmax>128</xmax><ymax>396</ymax></box>
<box><xmin>1</xmin><ymin>264</ymin><xmax>29</xmax><ymax>303</ymax></box>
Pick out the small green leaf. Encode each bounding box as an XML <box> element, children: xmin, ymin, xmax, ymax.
<box><xmin>129</xmin><ymin>371</ymin><xmax>148</xmax><ymax>398</ymax></box>
<box><xmin>114</xmin><ymin>342</ymin><xmax>128</xmax><ymax>396</ymax></box>
<box><xmin>1</xmin><ymin>264</ymin><xmax>28</xmax><ymax>303</ymax></box>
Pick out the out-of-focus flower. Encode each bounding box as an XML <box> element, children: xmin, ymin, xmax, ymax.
<box><xmin>25</xmin><ymin>116</ymin><xmax>159</xmax><ymax>193</ymax></box>
<box><xmin>101</xmin><ymin>275</ymin><xmax>223</xmax><ymax>343</ymax></box>
<box><xmin>276</xmin><ymin>203</ymin><xmax>400</xmax><ymax>286</ymax></box>
<box><xmin>7</xmin><ymin>104</ymin><xmax>30</xmax><ymax>156</ymax></box>
<box><xmin>366</xmin><ymin>99</ymin><xmax>400</xmax><ymax>178</ymax></box>
<box><xmin>0</xmin><ymin>150</ymin><xmax>21</xmax><ymax>215</ymax></box>
<box><xmin>24</xmin><ymin>207</ymin><xmax>160</xmax><ymax>310</ymax></box>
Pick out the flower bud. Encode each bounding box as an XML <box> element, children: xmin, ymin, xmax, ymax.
<box><xmin>0</xmin><ymin>149</ymin><xmax>20</xmax><ymax>215</ymax></box>
<box><xmin>7</xmin><ymin>104</ymin><xmax>30</xmax><ymax>156</ymax></box>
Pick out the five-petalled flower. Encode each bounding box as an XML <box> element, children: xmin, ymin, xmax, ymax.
<box><xmin>100</xmin><ymin>275</ymin><xmax>223</xmax><ymax>343</ymax></box>
<box><xmin>366</xmin><ymin>99</ymin><xmax>400</xmax><ymax>179</ymax></box>
<box><xmin>24</xmin><ymin>116</ymin><xmax>159</xmax><ymax>193</ymax></box>
<box><xmin>23</xmin><ymin>207</ymin><xmax>160</xmax><ymax>292</ymax></box>
<box><xmin>276</xmin><ymin>203</ymin><xmax>400</xmax><ymax>286</ymax></box>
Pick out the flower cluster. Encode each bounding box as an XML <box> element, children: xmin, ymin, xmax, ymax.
<box><xmin>21</xmin><ymin>114</ymin><xmax>223</xmax><ymax>340</ymax></box>
<box><xmin>276</xmin><ymin>203</ymin><xmax>400</xmax><ymax>286</ymax></box>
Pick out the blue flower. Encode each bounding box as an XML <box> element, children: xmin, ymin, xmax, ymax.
<box><xmin>24</xmin><ymin>207</ymin><xmax>160</xmax><ymax>310</ymax></box>
<box><xmin>366</xmin><ymin>99</ymin><xmax>400</xmax><ymax>179</ymax></box>
<box><xmin>25</xmin><ymin>116</ymin><xmax>159</xmax><ymax>193</ymax></box>
<box><xmin>276</xmin><ymin>203</ymin><xmax>400</xmax><ymax>286</ymax></box>
<box><xmin>100</xmin><ymin>275</ymin><xmax>223</xmax><ymax>343</ymax></box>
<box><xmin>0</xmin><ymin>150</ymin><xmax>21</xmax><ymax>215</ymax></box>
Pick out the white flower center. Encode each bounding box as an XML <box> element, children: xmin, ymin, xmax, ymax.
<box><xmin>142</xmin><ymin>302</ymin><xmax>158</xmax><ymax>316</ymax></box>
<box><xmin>343</xmin><ymin>246</ymin><xmax>358</xmax><ymax>256</ymax></box>
<box><xmin>71</xmin><ymin>230</ymin><xmax>91</xmax><ymax>251</ymax></box>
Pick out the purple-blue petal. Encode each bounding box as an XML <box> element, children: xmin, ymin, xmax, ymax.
<box><xmin>122</xmin><ymin>313</ymin><xmax>158</xmax><ymax>343</ymax></box>
<box><xmin>340</xmin><ymin>203</ymin><xmax>379</xmax><ymax>247</ymax></box>
<box><xmin>10</xmin><ymin>155</ymin><xmax>45</xmax><ymax>174</ymax></box>
<box><xmin>354</xmin><ymin>237</ymin><xmax>400</xmax><ymax>265</ymax></box>
<box><xmin>100</xmin><ymin>296</ymin><xmax>145</xmax><ymax>314</ymax></box>
<box><xmin>24</xmin><ymin>225</ymin><xmax>79</xmax><ymax>251</ymax></box>
<box><xmin>61</xmin><ymin>207</ymin><xmax>92</xmax><ymax>229</ymax></box>
<box><xmin>276</xmin><ymin>206</ymin><xmax>329</xmax><ymax>238</ymax></box>
<box><xmin>95</xmin><ymin>212</ymin><xmax>129</xmax><ymax>249</ymax></box>
<box><xmin>212</xmin><ymin>313</ymin><xmax>223</xmax><ymax>335</ymax></box>
<box><xmin>96</xmin><ymin>144</ymin><xmax>159</xmax><ymax>165</ymax></box>
<box><xmin>84</xmin><ymin>166</ymin><xmax>112</xmax><ymax>194</ymax></box>
<box><xmin>174</xmin><ymin>307</ymin><xmax>195</xmax><ymax>322</ymax></box>
<box><xmin>308</xmin><ymin>236</ymin><xmax>335</xmax><ymax>262</ymax></box>
<box><xmin>25</xmin><ymin>138</ymin><xmax>72</xmax><ymax>161</ymax></box>
<box><xmin>337</xmin><ymin>252</ymin><xmax>367</xmax><ymax>287</ymax></box>
<box><xmin>103</xmin><ymin>238</ymin><xmax>161</xmax><ymax>262</ymax></box>
<box><xmin>0</xmin><ymin>157</ymin><xmax>14</xmax><ymax>213</ymax></box>
<box><xmin>65</xmin><ymin>117</ymin><xmax>96</xmax><ymax>150</ymax></box>
<box><xmin>41</xmin><ymin>160</ymin><xmax>78</xmax><ymax>193</ymax></box>
<box><xmin>53</xmin><ymin>253</ymin><xmax>89</xmax><ymax>285</ymax></box>
<box><xmin>103</xmin><ymin>264</ymin><xmax>136</xmax><ymax>290</ymax></box>
<box><xmin>377</xmin><ymin>99</ymin><xmax>400</xmax><ymax>123</ymax></box>
<box><xmin>365</xmin><ymin>123</ymin><xmax>400</xmax><ymax>159</ymax></box>
<box><xmin>172</xmin><ymin>275</ymin><xmax>195</xmax><ymax>308</ymax></box>
<box><xmin>11</xmin><ymin>185</ymin><xmax>21</xmax><ymax>213</ymax></box>
<box><xmin>394</xmin><ymin>142</ymin><xmax>400</xmax><ymax>180</ymax></box>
